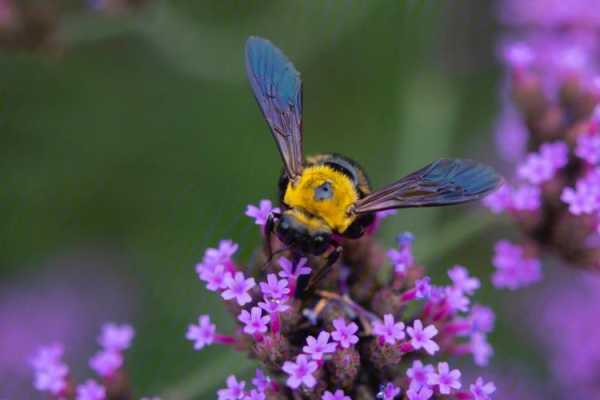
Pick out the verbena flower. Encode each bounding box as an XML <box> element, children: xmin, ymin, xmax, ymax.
<box><xmin>487</xmin><ymin>0</ymin><xmax>600</xmax><ymax>279</ymax></box>
<box><xmin>187</xmin><ymin>200</ymin><xmax>498</xmax><ymax>398</ymax></box>
<box><xmin>31</xmin><ymin>323</ymin><xmax>135</xmax><ymax>399</ymax></box>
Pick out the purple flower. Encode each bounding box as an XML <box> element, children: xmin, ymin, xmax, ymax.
<box><xmin>427</xmin><ymin>362</ymin><xmax>462</xmax><ymax>395</ymax></box>
<box><xmin>76</xmin><ymin>380</ymin><xmax>106</xmax><ymax>400</ymax></box>
<box><xmin>511</xmin><ymin>185</ymin><xmax>541</xmax><ymax>211</ymax></box>
<box><xmin>331</xmin><ymin>318</ymin><xmax>359</xmax><ymax>348</ymax></box>
<box><xmin>373</xmin><ymin>314</ymin><xmax>405</xmax><ymax>345</ymax></box>
<box><xmin>204</xmin><ymin>240</ymin><xmax>239</xmax><ymax>266</ymax></box>
<box><xmin>222</xmin><ymin>272</ymin><xmax>255</xmax><ymax>306</ymax></box>
<box><xmin>469</xmin><ymin>305</ymin><xmax>496</xmax><ymax>334</ymax></box>
<box><xmin>217</xmin><ymin>375</ymin><xmax>246</xmax><ymax>400</ymax></box>
<box><xmin>251</xmin><ymin>369</ymin><xmax>271</xmax><ymax>392</ymax></box>
<box><xmin>238</xmin><ymin>307</ymin><xmax>270</xmax><ymax>336</ymax></box>
<box><xmin>492</xmin><ymin>240</ymin><xmax>542</xmax><ymax>289</ymax></box>
<box><xmin>282</xmin><ymin>354</ymin><xmax>318</xmax><ymax>389</ymax></box>
<box><xmin>245</xmin><ymin>199</ymin><xmax>280</xmax><ymax>226</ymax></box>
<box><xmin>483</xmin><ymin>184</ymin><xmax>512</xmax><ymax>214</ymax></box>
<box><xmin>244</xmin><ymin>390</ymin><xmax>265</xmax><ymax>400</ymax></box>
<box><xmin>406</xmin><ymin>387</ymin><xmax>433</xmax><ymax>400</ymax></box>
<box><xmin>448</xmin><ymin>265</ymin><xmax>480</xmax><ymax>295</ymax></box>
<box><xmin>377</xmin><ymin>382</ymin><xmax>401</xmax><ymax>400</ymax></box>
<box><xmin>470</xmin><ymin>377</ymin><xmax>496</xmax><ymax>400</ymax></box>
<box><xmin>186</xmin><ymin>315</ymin><xmax>216</xmax><ymax>350</ymax></box>
<box><xmin>32</xmin><ymin>345</ymin><xmax>69</xmax><ymax>395</ymax></box>
<box><xmin>259</xmin><ymin>273</ymin><xmax>290</xmax><ymax>300</ymax></box>
<box><xmin>302</xmin><ymin>331</ymin><xmax>337</xmax><ymax>360</ymax></box>
<box><xmin>471</xmin><ymin>333</ymin><xmax>494</xmax><ymax>366</ymax></box>
<box><xmin>561</xmin><ymin>180</ymin><xmax>600</xmax><ymax>215</ymax></box>
<box><xmin>387</xmin><ymin>243</ymin><xmax>414</xmax><ymax>274</ymax></box>
<box><xmin>407</xmin><ymin>320</ymin><xmax>439</xmax><ymax>355</ymax></box>
<box><xmin>415</xmin><ymin>277</ymin><xmax>432</xmax><ymax>299</ymax></box>
<box><xmin>445</xmin><ymin>287</ymin><xmax>470</xmax><ymax>313</ymax></box>
<box><xmin>576</xmin><ymin>133</ymin><xmax>600</xmax><ymax>164</ymax></box>
<box><xmin>278</xmin><ymin>257</ymin><xmax>311</xmax><ymax>280</ymax></box>
<box><xmin>502</xmin><ymin>41</ymin><xmax>535</xmax><ymax>69</ymax></box>
<box><xmin>89</xmin><ymin>350</ymin><xmax>122</xmax><ymax>378</ymax></box>
<box><xmin>199</xmin><ymin>263</ymin><xmax>227</xmax><ymax>292</ymax></box>
<box><xmin>517</xmin><ymin>142</ymin><xmax>570</xmax><ymax>184</ymax></box>
<box><xmin>257</xmin><ymin>298</ymin><xmax>290</xmax><ymax>314</ymax></box>
<box><xmin>98</xmin><ymin>323</ymin><xmax>134</xmax><ymax>351</ymax></box>
<box><xmin>406</xmin><ymin>360</ymin><xmax>434</xmax><ymax>391</ymax></box>
<box><xmin>322</xmin><ymin>389</ymin><xmax>351</xmax><ymax>400</ymax></box>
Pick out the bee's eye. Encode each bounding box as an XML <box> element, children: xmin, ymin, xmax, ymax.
<box><xmin>314</xmin><ymin>182</ymin><xmax>333</xmax><ymax>201</ymax></box>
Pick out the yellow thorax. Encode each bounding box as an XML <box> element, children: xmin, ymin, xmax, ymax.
<box><xmin>283</xmin><ymin>165</ymin><xmax>358</xmax><ymax>233</ymax></box>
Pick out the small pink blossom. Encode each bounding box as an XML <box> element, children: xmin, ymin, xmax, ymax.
<box><xmin>89</xmin><ymin>350</ymin><xmax>122</xmax><ymax>378</ymax></box>
<box><xmin>469</xmin><ymin>305</ymin><xmax>495</xmax><ymax>334</ymax></box>
<box><xmin>406</xmin><ymin>360</ymin><xmax>434</xmax><ymax>391</ymax></box>
<box><xmin>470</xmin><ymin>377</ymin><xmax>496</xmax><ymax>400</ymax></box>
<box><xmin>445</xmin><ymin>287</ymin><xmax>470</xmax><ymax>313</ymax></box>
<box><xmin>98</xmin><ymin>323</ymin><xmax>134</xmax><ymax>351</ymax></box>
<box><xmin>259</xmin><ymin>273</ymin><xmax>290</xmax><ymax>300</ymax></box>
<box><xmin>245</xmin><ymin>199</ymin><xmax>280</xmax><ymax>226</ymax></box>
<box><xmin>222</xmin><ymin>272</ymin><xmax>255</xmax><ymax>306</ymax></box>
<box><xmin>331</xmin><ymin>318</ymin><xmax>359</xmax><ymax>348</ymax></box>
<box><xmin>373</xmin><ymin>314</ymin><xmax>405</xmax><ymax>345</ymax></box>
<box><xmin>492</xmin><ymin>240</ymin><xmax>542</xmax><ymax>289</ymax></box>
<box><xmin>282</xmin><ymin>354</ymin><xmax>318</xmax><ymax>389</ymax></box>
<box><xmin>406</xmin><ymin>320</ymin><xmax>439</xmax><ymax>355</ymax></box>
<box><xmin>244</xmin><ymin>390</ymin><xmax>265</xmax><ymax>400</ymax></box>
<box><xmin>448</xmin><ymin>265</ymin><xmax>480</xmax><ymax>295</ymax></box>
<box><xmin>217</xmin><ymin>375</ymin><xmax>246</xmax><ymax>400</ymax></box>
<box><xmin>561</xmin><ymin>179</ymin><xmax>600</xmax><ymax>215</ymax></box>
<box><xmin>471</xmin><ymin>333</ymin><xmax>493</xmax><ymax>366</ymax></box>
<box><xmin>502</xmin><ymin>42</ymin><xmax>535</xmax><ymax>69</ymax></box>
<box><xmin>258</xmin><ymin>298</ymin><xmax>290</xmax><ymax>314</ymax></box>
<box><xmin>406</xmin><ymin>387</ymin><xmax>433</xmax><ymax>400</ymax></box>
<box><xmin>377</xmin><ymin>382</ymin><xmax>401</xmax><ymax>400</ymax></box>
<box><xmin>204</xmin><ymin>240</ymin><xmax>239</xmax><ymax>267</ymax></box>
<box><xmin>387</xmin><ymin>243</ymin><xmax>414</xmax><ymax>274</ymax></box>
<box><xmin>238</xmin><ymin>307</ymin><xmax>270</xmax><ymax>336</ymax></box>
<box><xmin>32</xmin><ymin>355</ymin><xmax>69</xmax><ymax>395</ymax></box>
<box><xmin>511</xmin><ymin>185</ymin><xmax>541</xmax><ymax>211</ymax></box>
<box><xmin>322</xmin><ymin>389</ymin><xmax>351</xmax><ymax>400</ymax></box>
<box><xmin>482</xmin><ymin>184</ymin><xmax>512</xmax><ymax>214</ymax></box>
<box><xmin>302</xmin><ymin>331</ymin><xmax>337</xmax><ymax>360</ymax></box>
<box><xmin>199</xmin><ymin>263</ymin><xmax>227</xmax><ymax>292</ymax></box>
<box><xmin>415</xmin><ymin>277</ymin><xmax>432</xmax><ymax>299</ymax></box>
<box><xmin>278</xmin><ymin>257</ymin><xmax>311</xmax><ymax>280</ymax></box>
<box><xmin>576</xmin><ymin>133</ymin><xmax>600</xmax><ymax>164</ymax></box>
<box><xmin>427</xmin><ymin>362</ymin><xmax>462</xmax><ymax>395</ymax></box>
<box><xmin>31</xmin><ymin>343</ymin><xmax>64</xmax><ymax>370</ymax></box>
<box><xmin>251</xmin><ymin>369</ymin><xmax>271</xmax><ymax>392</ymax></box>
<box><xmin>186</xmin><ymin>315</ymin><xmax>216</xmax><ymax>350</ymax></box>
<box><xmin>76</xmin><ymin>380</ymin><xmax>106</xmax><ymax>400</ymax></box>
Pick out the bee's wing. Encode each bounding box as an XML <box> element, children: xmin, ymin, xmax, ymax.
<box><xmin>353</xmin><ymin>159</ymin><xmax>503</xmax><ymax>214</ymax></box>
<box><xmin>245</xmin><ymin>36</ymin><xmax>304</xmax><ymax>180</ymax></box>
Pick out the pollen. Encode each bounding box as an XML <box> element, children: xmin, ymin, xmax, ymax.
<box><xmin>283</xmin><ymin>165</ymin><xmax>358</xmax><ymax>233</ymax></box>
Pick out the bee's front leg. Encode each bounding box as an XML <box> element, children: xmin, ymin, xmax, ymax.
<box><xmin>305</xmin><ymin>242</ymin><xmax>343</xmax><ymax>292</ymax></box>
<box><xmin>264</xmin><ymin>211</ymin><xmax>280</xmax><ymax>263</ymax></box>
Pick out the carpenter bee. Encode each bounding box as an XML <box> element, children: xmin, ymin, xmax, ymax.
<box><xmin>245</xmin><ymin>37</ymin><xmax>502</xmax><ymax>283</ymax></box>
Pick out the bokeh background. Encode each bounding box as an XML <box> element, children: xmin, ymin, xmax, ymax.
<box><xmin>0</xmin><ymin>1</ymin><xmax>560</xmax><ymax>398</ymax></box>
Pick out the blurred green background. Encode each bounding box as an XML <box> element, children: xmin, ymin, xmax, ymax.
<box><xmin>1</xmin><ymin>1</ymin><xmax>531</xmax><ymax>398</ymax></box>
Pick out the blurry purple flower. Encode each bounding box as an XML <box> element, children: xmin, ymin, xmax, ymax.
<box><xmin>445</xmin><ymin>287</ymin><xmax>470</xmax><ymax>313</ymax></box>
<box><xmin>483</xmin><ymin>184</ymin><xmax>512</xmax><ymax>214</ymax></box>
<box><xmin>407</xmin><ymin>320</ymin><xmax>439</xmax><ymax>355</ymax></box>
<box><xmin>259</xmin><ymin>273</ymin><xmax>289</xmax><ymax>300</ymax></box>
<box><xmin>471</xmin><ymin>333</ymin><xmax>494</xmax><ymax>367</ymax></box>
<box><xmin>469</xmin><ymin>305</ymin><xmax>496</xmax><ymax>334</ymax></box>
<box><xmin>502</xmin><ymin>42</ymin><xmax>535</xmax><ymax>69</ymax></box>
<box><xmin>186</xmin><ymin>315</ymin><xmax>216</xmax><ymax>350</ymax></box>
<box><xmin>222</xmin><ymin>272</ymin><xmax>255</xmax><ymax>306</ymax></box>
<box><xmin>387</xmin><ymin>245</ymin><xmax>414</xmax><ymax>274</ymax></box>
<box><xmin>427</xmin><ymin>362</ymin><xmax>462</xmax><ymax>395</ymax></box>
<box><xmin>282</xmin><ymin>354</ymin><xmax>318</xmax><ymax>389</ymax></box>
<box><xmin>217</xmin><ymin>375</ymin><xmax>246</xmax><ymax>400</ymax></box>
<box><xmin>517</xmin><ymin>142</ymin><xmax>567</xmax><ymax>185</ymax></box>
<box><xmin>257</xmin><ymin>298</ymin><xmax>289</xmax><ymax>314</ymax></box>
<box><xmin>76</xmin><ymin>380</ymin><xmax>106</xmax><ymax>400</ymax></box>
<box><xmin>576</xmin><ymin>133</ymin><xmax>600</xmax><ymax>164</ymax></box>
<box><xmin>492</xmin><ymin>240</ymin><xmax>542</xmax><ymax>289</ymax></box>
<box><xmin>377</xmin><ymin>382</ymin><xmax>401</xmax><ymax>400</ymax></box>
<box><xmin>245</xmin><ymin>200</ymin><xmax>280</xmax><ymax>226</ymax></box>
<box><xmin>406</xmin><ymin>360</ymin><xmax>434</xmax><ymax>391</ymax></box>
<box><xmin>372</xmin><ymin>314</ymin><xmax>405</xmax><ymax>345</ymax></box>
<box><xmin>251</xmin><ymin>369</ymin><xmax>271</xmax><ymax>392</ymax></box>
<box><xmin>30</xmin><ymin>343</ymin><xmax>64</xmax><ymax>370</ymax></box>
<box><xmin>511</xmin><ymin>185</ymin><xmax>541</xmax><ymax>211</ymax></box>
<box><xmin>470</xmin><ymin>377</ymin><xmax>496</xmax><ymax>400</ymax></box>
<box><xmin>561</xmin><ymin>180</ymin><xmax>600</xmax><ymax>215</ymax></box>
<box><xmin>89</xmin><ymin>350</ymin><xmax>122</xmax><ymax>378</ymax></box>
<box><xmin>415</xmin><ymin>277</ymin><xmax>432</xmax><ymax>299</ymax></box>
<box><xmin>278</xmin><ymin>257</ymin><xmax>311</xmax><ymax>280</ymax></box>
<box><xmin>205</xmin><ymin>240</ymin><xmax>239</xmax><ymax>267</ymax></box>
<box><xmin>322</xmin><ymin>389</ymin><xmax>351</xmax><ymax>400</ymax></box>
<box><xmin>198</xmin><ymin>263</ymin><xmax>227</xmax><ymax>292</ymax></box>
<box><xmin>302</xmin><ymin>331</ymin><xmax>337</xmax><ymax>360</ymax></box>
<box><xmin>238</xmin><ymin>307</ymin><xmax>270</xmax><ymax>336</ymax></box>
<box><xmin>331</xmin><ymin>318</ymin><xmax>359</xmax><ymax>348</ymax></box>
<box><xmin>448</xmin><ymin>265</ymin><xmax>480</xmax><ymax>295</ymax></box>
<box><xmin>31</xmin><ymin>345</ymin><xmax>69</xmax><ymax>395</ymax></box>
<box><xmin>406</xmin><ymin>387</ymin><xmax>433</xmax><ymax>400</ymax></box>
<box><xmin>244</xmin><ymin>389</ymin><xmax>265</xmax><ymax>400</ymax></box>
<box><xmin>98</xmin><ymin>323</ymin><xmax>134</xmax><ymax>352</ymax></box>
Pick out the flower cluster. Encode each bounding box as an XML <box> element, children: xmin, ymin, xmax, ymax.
<box><xmin>485</xmin><ymin>0</ymin><xmax>600</xmax><ymax>284</ymax></box>
<box><xmin>187</xmin><ymin>200</ymin><xmax>497</xmax><ymax>399</ymax></box>
<box><xmin>30</xmin><ymin>323</ymin><xmax>144</xmax><ymax>400</ymax></box>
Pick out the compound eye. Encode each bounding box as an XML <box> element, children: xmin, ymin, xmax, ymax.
<box><xmin>314</xmin><ymin>182</ymin><xmax>333</xmax><ymax>201</ymax></box>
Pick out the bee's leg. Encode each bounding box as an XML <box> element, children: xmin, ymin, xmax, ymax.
<box><xmin>305</xmin><ymin>243</ymin><xmax>343</xmax><ymax>292</ymax></box>
<box><xmin>264</xmin><ymin>212</ymin><xmax>278</xmax><ymax>262</ymax></box>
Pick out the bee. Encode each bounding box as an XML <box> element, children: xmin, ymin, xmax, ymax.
<box><xmin>245</xmin><ymin>37</ymin><xmax>502</xmax><ymax>282</ymax></box>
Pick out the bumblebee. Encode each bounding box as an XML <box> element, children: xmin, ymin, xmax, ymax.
<box><xmin>245</xmin><ymin>37</ymin><xmax>502</xmax><ymax>274</ymax></box>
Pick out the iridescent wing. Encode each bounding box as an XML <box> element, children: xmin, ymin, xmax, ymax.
<box><xmin>245</xmin><ymin>36</ymin><xmax>304</xmax><ymax>180</ymax></box>
<box><xmin>353</xmin><ymin>159</ymin><xmax>503</xmax><ymax>214</ymax></box>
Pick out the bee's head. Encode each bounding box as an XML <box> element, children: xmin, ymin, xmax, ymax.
<box><xmin>276</xmin><ymin>209</ymin><xmax>332</xmax><ymax>255</ymax></box>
